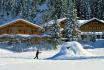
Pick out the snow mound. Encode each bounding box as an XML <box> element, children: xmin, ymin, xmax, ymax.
<box><xmin>47</xmin><ymin>41</ymin><xmax>95</xmax><ymax>60</ymax></box>
<box><xmin>0</xmin><ymin>49</ymin><xmax>12</xmax><ymax>54</ymax></box>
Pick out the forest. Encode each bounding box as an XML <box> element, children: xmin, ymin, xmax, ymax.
<box><xmin>0</xmin><ymin>0</ymin><xmax>104</xmax><ymax>25</ymax></box>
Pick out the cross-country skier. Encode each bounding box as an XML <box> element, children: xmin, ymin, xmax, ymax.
<box><xmin>34</xmin><ymin>50</ymin><xmax>41</xmax><ymax>59</ymax></box>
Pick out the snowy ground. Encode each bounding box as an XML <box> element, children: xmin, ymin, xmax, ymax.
<box><xmin>0</xmin><ymin>58</ymin><xmax>104</xmax><ymax>70</ymax></box>
<box><xmin>0</xmin><ymin>48</ymin><xmax>104</xmax><ymax>70</ymax></box>
<box><xmin>0</xmin><ymin>41</ymin><xmax>104</xmax><ymax>70</ymax></box>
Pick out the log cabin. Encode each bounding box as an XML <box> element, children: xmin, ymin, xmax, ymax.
<box><xmin>0</xmin><ymin>19</ymin><xmax>43</xmax><ymax>35</ymax></box>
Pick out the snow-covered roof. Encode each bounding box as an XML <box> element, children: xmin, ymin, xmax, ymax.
<box><xmin>77</xmin><ymin>20</ymin><xmax>88</xmax><ymax>26</ymax></box>
<box><xmin>57</xmin><ymin>18</ymin><xmax>66</xmax><ymax>23</ymax></box>
<box><xmin>44</xmin><ymin>18</ymin><xmax>104</xmax><ymax>28</ymax></box>
<box><xmin>0</xmin><ymin>19</ymin><xmax>43</xmax><ymax>29</ymax></box>
<box><xmin>78</xmin><ymin>18</ymin><xmax>104</xmax><ymax>27</ymax></box>
<box><xmin>44</xmin><ymin>18</ymin><xmax>66</xmax><ymax>27</ymax></box>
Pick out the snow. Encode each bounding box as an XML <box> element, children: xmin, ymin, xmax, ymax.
<box><xmin>15</xmin><ymin>34</ymin><xmax>31</xmax><ymax>37</ymax></box>
<box><xmin>0</xmin><ymin>34</ymin><xmax>31</xmax><ymax>38</ymax></box>
<box><xmin>0</xmin><ymin>59</ymin><xmax>104</xmax><ymax>70</ymax></box>
<box><xmin>0</xmin><ymin>45</ymin><xmax>104</xmax><ymax>70</ymax></box>
<box><xmin>0</xmin><ymin>49</ymin><xmax>104</xmax><ymax>70</ymax></box>
<box><xmin>47</xmin><ymin>41</ymin><xmax>94</xmax><ymax>60</ymax></box>
<box><xmin>78</xmin><ymin>20</ymin><xmax>87</xmax><ymax>23</ymax></box>
<box><xmin>0</xmin><ymin>41</ymin><xmax>104</xmax><ymax>70</ymax></box>
<box><xmin>0</xmin><ymin>48</ymin><xmax>12</xmax><ymax>54</ymax></box>
<box><xmin>57</xmin><ymin>18</ymin><xmax>67</xmax><ymax>23</ymax></box>
<box><xmin>0</xmin><ymin>47</ymin><xmax>103</xmax><ymax>60</ymax></box>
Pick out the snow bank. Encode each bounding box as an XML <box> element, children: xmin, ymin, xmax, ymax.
<box><xmin>47</xmin><ymin>41</ymin><xmax>95</xmax><ymax>60</ymax></box>
<box><xmin>0</xmin><ymin>49</ymin><xmax>12</xmax><ymax>54</ymax></box>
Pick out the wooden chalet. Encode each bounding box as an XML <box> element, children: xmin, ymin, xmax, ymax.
<box><xmin>79</xmin><ymin>18</ymin><xmax>104</xmax><ymax>40</ymax></box>
<box><xmin>0</xmin><ymin>19</ymin><xmax>43</xmax><ymax>35</ymax></box>
<box><xmin>79</xmin><ymin>18</ymin><xmax>104</xmax><ymax>32</ymax></box>
<box><xmin>44</xmin><ymin>18</ymin><xmax>104</xmax><ymax>40</ymax></box>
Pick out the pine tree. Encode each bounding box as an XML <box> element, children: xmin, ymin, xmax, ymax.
<box><xmin>48</xmin><ymin>0</ymin><xmax>63</xmax><ymax>44</ymax></box>
<box><xmin>0</xmin><ymin>0</ymin><xmax>45</xmax><ymax>23</ymax></box>
<box><xmin>76</xmin><ymin>0</ymin><xmax>104</xmax><ymax>20</ymax></box>
<box><xmin>95</xmin><ymin>0</ymin><xmax>104</xmax><ymax>19</ymax></box>
<box><xmin>77</xmin><ymin>0</ymin><xmax>92</xmax><ymax>19</ymax></box>
<box><xmin>49</xmin><ymin>17</ymin><xmax>62</xmax><ymax>44</ymax></box>
<box><xmin>63</xmin><ymin>0</ymin><xmax>79</xmax><ymax>41</ymax></box>
<box><xmin>49</xmin><ymin>0</ymin><xmax>63</xmax><ymax>19</ymax></box>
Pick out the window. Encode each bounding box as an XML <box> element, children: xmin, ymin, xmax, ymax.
<box><xmin>97</xmin><ymin>35</ymin><xmax>100</xmax><ymax>39</ymax></box>
<box><xmin>18</xmin><ymin>30</ymin><xmax>22</xmax><ymax>32</ymax></box>
<box><xmin>34</xmin><ymin>30</ymin><xmax>37</xmax><ymax>32</ymax></box>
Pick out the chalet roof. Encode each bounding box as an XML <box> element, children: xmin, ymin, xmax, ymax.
<box><xmin>44</xmin><ymin>18</ymin><xmax>104</xmax><ymax>27</ymax></box>
<box><xmin>78</xmin><ymin>18</ymin><xmax>104</xmax><ymax>27</ymax></box>
<box><xmin>0</xmin><ymin>19</ymin><xmax>43</xmax><ymax>29</ymax></box>
<box><xmin>43</xmin><ymin>18</ymin><xmax>67</xmax><ymax>27</ymax></box>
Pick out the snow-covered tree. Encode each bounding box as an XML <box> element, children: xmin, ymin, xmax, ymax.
<box><xmin>49</xmin><ymin>0</ymin><xmax>63</xmax><ymax>19</ymax></box>
<box><xmin>77</xmin><ymin>0</ymin><xmax>92</xmax><ymax>19</ymax></box>
<box><xmin>47</xmin><ymin>0</ymin><xmax>63</xmax><ymax>43</ymax></box>
<box><xmin>92</xmin><ymin>0</ymin><xmax>104</xmax><ymax>19</ymax></box>
<box><xmin>76</xmin><ymin>0</ymin><xmax>104</xmax><ymax>20</ymax></box>
<box><xmin>1</xmin><ymin>0</ymin><xmax>104</xmax><ymax>24</ymax></box>
<box><xmin>0</xmin><ymin>0</ymin><xmax>47</xmax><ymax>24</ymax></box>
<box><xmin>49</xmin><ymin>19</ymin><xmax>62</xmax><ymax>44</ymax></box>
<box><xmin>63</xmin><ymin>0</ymin><xmax>79</xmax><ymax>41</ymax></box>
